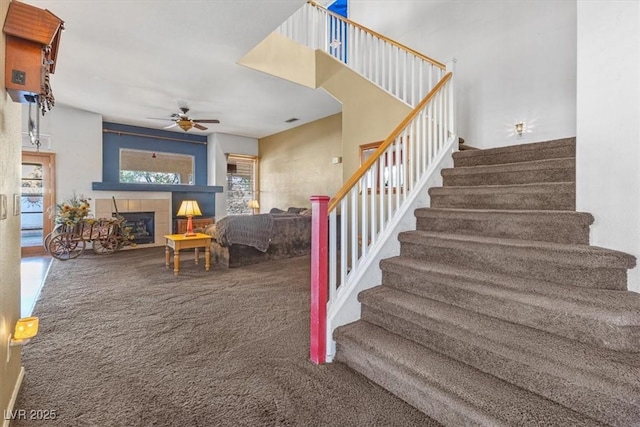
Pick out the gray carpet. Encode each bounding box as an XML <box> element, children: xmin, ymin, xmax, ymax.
<box><xmin>13</xmin><ymin>247</ymin><xmax>436</xmax><ymax>427</ymax></box>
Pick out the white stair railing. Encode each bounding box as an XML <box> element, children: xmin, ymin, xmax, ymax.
<box><xmin>278</xmin><ymin>1</ymin><xmax>457</xmax><ymax>364</ymax></box>
<box><xmin>310</xmin><ymin>71</ymin><xmax>456</xmax><ymax>363</ymax></box>
<box><xmin>277</xmin><ymin>1</ymin><xmax>446</xmax><ymax>107</ymax></box>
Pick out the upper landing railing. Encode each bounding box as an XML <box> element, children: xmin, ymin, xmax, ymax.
<box><xmin>277</xmin><ymin>1</ymin><xmax>447</xmax><ymax>107</ymax></box>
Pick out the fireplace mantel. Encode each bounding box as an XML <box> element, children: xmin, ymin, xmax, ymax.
<box><xmin>92</xmin><ymin>182</ymin><xmax>223</xmax><ymax>193</ymax></box>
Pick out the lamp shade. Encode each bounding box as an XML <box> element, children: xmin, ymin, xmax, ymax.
<box><xmin>247</xmin><ymin>200</ymin><xmax>260</xmax><ymax>210</ymax></box>
<box><xmin>177</xmin><ymin>200</ymin><xmax>202</xmax><ymax>217</ymax></box>
<box><xmin>14</xmin><ymin>317</ymin><xmax>39</xmax><ymax>340</ymax></box>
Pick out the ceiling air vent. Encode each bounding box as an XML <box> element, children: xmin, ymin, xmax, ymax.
<box><xmin>285</xmin><ymin>117</ymin><xmax>299</xmax><ymax>123</ymax></box>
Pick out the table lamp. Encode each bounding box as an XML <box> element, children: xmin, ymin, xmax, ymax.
<box><xmin>248</xmin><ymin>199</ymin><xmax>260</xmax><ymax>215</ymax></box>
<box><xmin>177</xmin><ymin>200</ymin><xmax>202</xmax><ymax>236</ymax></box>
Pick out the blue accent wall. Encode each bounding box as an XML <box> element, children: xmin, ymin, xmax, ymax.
<box><xmin>97</xmin><ymin>122</ymin><xmax>222</xmax><ymax>222</ymax></box>
<box><xmin>102</xmin><ymin>122</ymin><xmax>208</xmax><ymax>185</ymax></box>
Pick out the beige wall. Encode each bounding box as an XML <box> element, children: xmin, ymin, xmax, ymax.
<box><xmin>259</xmin><ymin>114</ymin><xmax>342</xmax><ymax>211</ymax></box>
<box><xmin>316</xmin><ymin>53</ymin><xmax>411</xmax><ymax>182</ymax></box>
<box><xmin>240</xmin><ymin>36</ymin><xmax>411</xmax><ymax>190</ymax></box>
<box><xmin>1</xmin><ymin>0</ymin><xmax>25</xmax><ymax>414</ymax></box>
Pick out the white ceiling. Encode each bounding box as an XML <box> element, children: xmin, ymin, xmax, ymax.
<box><xmin>21</xmin><ymin>0</ymin><xmax>342</xmax><ymax>139</ymax></box>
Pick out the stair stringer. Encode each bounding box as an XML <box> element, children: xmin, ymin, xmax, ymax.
<box><xmin>326</xmin><ymin>136</ymin><xmax>456</xmax><ymax>361</ymax></box>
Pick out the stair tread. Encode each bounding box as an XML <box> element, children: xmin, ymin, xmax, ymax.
<box><xmin>452</xmin><ymin>137</ymin><xmax>575</xmax><ymax>160</ymax></box>
<box><xmin>429</xmin><ymin>181</ymin><xmax>574</xmax><ymax>194</ymax></box>
<box><xmin>442</xmin><ymin>157</ymin><xmax>575</xmax><ymax>176</ymax></box>
<box><xmin>360</xmin><ymin>287</ymin><xmax>640</xmax><ymax>425</ymax></box>
<box><xmin>414</xmin><ymin>207</ymin><xmax>594</xmax><ymax>224</ymax></box>
<box><xmin>381</xmin><ymin>256</ymin><xmax>640</xmax><ymax>315</ymax></box>
<box><xmin>335</xmin><ymin>321</ymin><xmax>603</xmax><ymax>427</ymax></box>
<box><xmin>398</xmin><ymin>230</ymin><xmax>636</xmax><ymax>268</ymax></box>
<box><xmin>360</xmin><ymin>285</ymin><xmax>640</xmax><ymax>387</ymax></box>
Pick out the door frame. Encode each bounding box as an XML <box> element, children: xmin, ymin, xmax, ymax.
<box><xmin>21</xmin><ymin>151</ymin><xmax>55</xmax><ymax>256</ymax></box>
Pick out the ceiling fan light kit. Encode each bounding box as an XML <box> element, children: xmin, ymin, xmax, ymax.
<box><xmin>156</xmin><ymin>104</ymin><xmax>220</xmax><ymax>132</ymax></box>
<box><xmin>178</xmin><ymin>120</ymin><xmax>193</xmax><ymax>132</ymax></box>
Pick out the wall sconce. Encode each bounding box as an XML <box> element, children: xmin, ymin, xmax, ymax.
<box><xmin>515</xmin><ymin>122</ymin><xmax>525</xmax><ymax>137</ymax></box>
<box><xmin>7</xmin><ymin>317</ymin><xmax>39</xmax><ymax>361</ymax></box>
<box><xmin>177</xmin><ymin>200</ymin><xmax>202</xmax><ymax>236</ymax></box>
<box><xmin>248</xmin><ymin>199</ymin><xmax>260</xmax><ymax>215</ymax></box>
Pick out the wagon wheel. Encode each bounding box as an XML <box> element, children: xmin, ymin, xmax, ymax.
<box><xmin>48</xmin><ymin>232</ymin><xmax>85</xmax><ymax>260</ymax></box>
<box><xmin>92</xmin><ymin>235</ymin><xmax>118</xmax><ymax>255</ymax></box>
<box><xmin>43</xmin><ymin>224</ymin><xmax>63</xmax><ymax>252</ymax></box>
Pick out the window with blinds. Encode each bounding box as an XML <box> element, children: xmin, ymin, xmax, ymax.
<box><xmin>226</xmin><ymin>155</ymin><xmax>258</xmax><ymax>215</ymax></box>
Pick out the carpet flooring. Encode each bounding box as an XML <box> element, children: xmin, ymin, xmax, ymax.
<box><xmin>13</xmin><ymin>247</ymin><xmax>437</xmax><ymax>427</ymax></box>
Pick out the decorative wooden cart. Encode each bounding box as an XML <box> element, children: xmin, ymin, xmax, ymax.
<box><xmin>44</xmin><ymin>217</ymin><xmax>131</xmax><ymax>260</ymax></box>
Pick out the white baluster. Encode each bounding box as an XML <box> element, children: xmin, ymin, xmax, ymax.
<box><xmin>394</xmin><ymin>137</ymin><xmax>400</xmax><ymax>210</ymax></box>
<box><xmin>370</xmin><ymin>161</ymin><xmax>377</xmax><ymax>245</ymax></box>
<box><xmin>361</xmin><ymin>174</ymin><xmax>368</xmax><ymax>258</ymax></box>
<box><xmin>329</xmin><ymin>210</ymin><xmax>337</xmax><ymax>303</ymax></box>
<box><xmin>340</xmin><ymin>198</ymin><xmax>347</xmax><ymax>287</ymax></box>
<box><xmin>427</xmin><ymin>102</ymin><xmax>433</xmax><ymax>164</ymax></box>
<box><xmin>402</xmin><ymin>51</ymin><xmax>407</xmax><ymax>104</ymax></box>
<box><xmin>386</xmin><ymin>148</ymin><xmax>392</xmax><ymax>222</ymax></box>
<box><xmin>350</xmin><ymin>189</ymin><xmax>357</xmax><ymax>273</ymax></box>
<box><xmin>402</xmin><ymin>127</ymin><xmax>409</xmax><ymax>199</ymax></box>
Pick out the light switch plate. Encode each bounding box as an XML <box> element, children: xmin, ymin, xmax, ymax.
<box><xmin>0</xmin><ymin>194</ymin><xmax>7</xmax><ymax>220</ymax></box>
<box><xmin>13</xmin><ymin>194</ymin><xmax>20</xmax><ymax>216</ymax></box>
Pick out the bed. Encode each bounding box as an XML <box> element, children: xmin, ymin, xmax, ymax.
<box><xmin>203</xmin><ymin>209</ymin><xmax>312</xmax><ymax>268</ymax></box>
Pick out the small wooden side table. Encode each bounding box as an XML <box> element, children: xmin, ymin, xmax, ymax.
<box><xmin>164</xmin><ymin>233</ymin><xmax>212</xmax><ymax>276</ymax></box>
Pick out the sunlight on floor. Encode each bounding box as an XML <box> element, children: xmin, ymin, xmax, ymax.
<box><xmin>21</xmin><ymin>256</ymin><xmax>52</xmax><ymax>317</ymax></box>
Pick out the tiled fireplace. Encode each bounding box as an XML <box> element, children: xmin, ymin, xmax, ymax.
<box><xmin>94</xmin><ymin>198</ymin><xmax>170</xmax><ymax>248</ymax></box>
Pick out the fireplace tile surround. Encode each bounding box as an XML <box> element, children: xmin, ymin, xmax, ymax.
<box><xmin>94</xmin><ymin>198</ymin><xmax>170</xmax><ymax>249</ymax></box>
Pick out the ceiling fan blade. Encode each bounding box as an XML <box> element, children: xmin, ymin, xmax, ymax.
<box><xmin>193</xmin><ymin>123</ymin><xmax>208</xmax><ymax>131</ymax></box>
<box><xmin>164</xmin><ymin>123</ymin><xmax>178</xmax><ymax>129</ymax></box>
<box><xmin>193</xmin><ymin>119</ymin><xmax>220</xmax><ymax>124</ymax></box>
<box><xmin>148</xmin><ymin>117</ymin><xmax>175</xmax><ymax>121</ymax></box>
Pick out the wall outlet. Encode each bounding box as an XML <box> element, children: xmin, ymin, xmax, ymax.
<box><xmin>332</xmin><ymin>157</ymin><xmax>342</xmax><ymax>164</ymax></box>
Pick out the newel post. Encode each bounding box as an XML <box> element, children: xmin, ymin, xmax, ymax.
<box><xmin>309</xmin><ymin>195</ymin><xmax>329</xmax><ymax>364</ymax></box>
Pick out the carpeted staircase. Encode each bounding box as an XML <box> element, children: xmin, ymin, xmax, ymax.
<box><xmin>333</xmin><ymin>137</ymin><xmax>640</xmax><ymax>426</ymax></box>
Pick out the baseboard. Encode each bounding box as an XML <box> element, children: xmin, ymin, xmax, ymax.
<box><xmin>2</xmin><ymin>366</ymin><xmax>25</xmax><ymax>427</ymax></box>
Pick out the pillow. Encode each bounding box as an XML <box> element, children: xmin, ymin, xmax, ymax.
<box><xmin>270</xmin><ymin>207</ymin><xmax>285</xmax><ymax>214</ymax></box>
<box><xmin>299</xmin><ymin>209</ymin><xmax>312</xmax><ymax>216</ymax></box>
<box><xmin>202</xmin><ymin>223</ymin><xmax>216</xmax><ymax>236</ymax></box>
<box><xmin>287</xmin><ymin>207</ymin><xmax>306</xmax><ymax>214</ymax></box>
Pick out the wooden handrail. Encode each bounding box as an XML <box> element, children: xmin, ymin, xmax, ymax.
<box><xmin>328</xmin><ymin>72</ymin><xmax>452</xmax><ymax>212</ymax></box>
<box><xmin>307</xmin><ymin>0</ymin><xmax>446</xmax><ymax>70</ymax></box>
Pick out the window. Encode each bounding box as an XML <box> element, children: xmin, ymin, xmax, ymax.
<box><xmin>226</xmin><ymin>155</ymin><xmax>258</xmax><ymax>215</ymax></box>
<box><xmin>119</xmin><ymin>149</ymin><xmax>194</xmax><ymax>185</ymax></box>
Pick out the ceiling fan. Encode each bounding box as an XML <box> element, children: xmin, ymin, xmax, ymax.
<box><xmin>155</xmin><ymin>105</ymin><xmax>220</xmax><ymax>132</ymax></box>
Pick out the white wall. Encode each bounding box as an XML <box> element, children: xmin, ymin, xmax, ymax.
<box><xmin>576</xmin><ymin>1</ymin><xmax>640</xmax><ymax>292</ymax></box>
<box><xmin>207</xmin><ymin>132</ymin><xmax>259</xmax><ymax>219</ymax></box>
<box><xmin>22</xmin><ymin>105</ymin><xmax>179</xmax><ymax>218</ymax></box>
<box><xmin>1</xmin><ymin>16</ymin><xmax>24</xmax><ymax>410</ymax></box>
<box><xmin>350</xmin><ymin>0</ymin><xmax>577</xmax><ymax>149</ymax></box>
